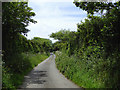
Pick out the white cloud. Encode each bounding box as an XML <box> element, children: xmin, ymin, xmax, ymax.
<box><xmin>29</xmin><ymin>0</ymin><xmax>74</xmax><ymax>3</ymax></box>
<box><xmin>26</xmin><ymin>0</ymin><xmax>87</xmax><ymax>43</ymax></box>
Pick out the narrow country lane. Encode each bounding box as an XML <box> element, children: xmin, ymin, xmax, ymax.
<box><xmin>18</xmin><ymin>54</ymin><xmax>83</xmax><ymax>89</ymax></box>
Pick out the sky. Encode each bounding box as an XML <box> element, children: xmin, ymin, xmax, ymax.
<box><xmin>26</xmin><ymin>0</ymin><xmax>87</xmax><ymax>43</ymax></box>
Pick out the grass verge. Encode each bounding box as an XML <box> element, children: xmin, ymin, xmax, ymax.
<box><xmin>55</xmin><ymin>51</ymin><xmax>105</xmax><ymax>88</ymax></box>
<box><xmin>2</xmin><ymin>52</ymin><xmax>49</xmax><ymax>89</ymax></box>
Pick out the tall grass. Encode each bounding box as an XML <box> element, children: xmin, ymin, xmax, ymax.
<box><xmin>55</xmin><ymin>51</ymin><xmax>116</xmax><ymax>88</ymax></box>
<box><xmin>2</xmin><ymin>52</ymin><xmax>49</xmax><ymax>89</ymax></box>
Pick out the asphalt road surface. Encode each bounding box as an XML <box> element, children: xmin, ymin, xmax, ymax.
<box><xmin>19</xmin><ymin>54</ymin><xmax>82</xmax><ymax>89</ymax></box>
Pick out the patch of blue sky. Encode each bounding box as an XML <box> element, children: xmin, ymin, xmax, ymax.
<box><xmin>63</xmin><ymin>14</ymin><xmax>86</xmax><ymax>18</ymax></box>
<box><xmin>27</xmin><ymin>0</ymin><xmax>87</xmax><ymax>43</ymax></box>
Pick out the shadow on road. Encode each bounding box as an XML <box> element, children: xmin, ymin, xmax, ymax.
<box><xmin>19</xmin><ymin>70</ymin><xmax>48</xmax><ymax>88</ymax></box>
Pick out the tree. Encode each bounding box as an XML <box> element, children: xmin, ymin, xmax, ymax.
<box><xmin>2</xmin><ymin>2</ymin><xmax>37</xmax><ymax>61</ymax></box>
<box><xmin>50</xmin><ymin>30</ymin><xmax>71</xmax><ymax>51</ymax></box>
<box><xmin>73</xmin><ymin>1</ymin><xmax>120</xmax><ymax>15</ymax></box>
<box><xmin>31</xmin><ymin>37</ymin><xmax>53</xmax><ymax>53</ymax></box>
<box><xmin>2</xmin><ymin>2</ymin><xmax>37</xmax><ymax>36</ymax></box>
<box><xmin>50</xmin><ymin>30</ymin><xmax>70</xmax><ymax>42</ymax></box>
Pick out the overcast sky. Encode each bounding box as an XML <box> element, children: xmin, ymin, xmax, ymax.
<box><xmin>26</xmin><ymin>0</ymin><xmax>87</xmax><ymax>43</ymax></box>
